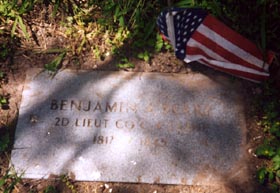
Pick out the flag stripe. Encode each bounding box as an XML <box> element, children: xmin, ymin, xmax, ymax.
<box><xmin>185</xmin><ymin>54</ymin><xmax>269</xmax><ymax>76</ymax></box>
<box><xmin>187</xmin><ymin>39</ymin><xmax>227</xmax><ymax>62</ymax></box>
<box><xmin>203</xmin><ymin>15</ymin><xmax>274</xmax><ymax>64</ymax></box>
<box><xmin>186</xmin><ymin>46</ymin><xmax>216</xmax><ymax>61</ymax></box>
<box><xmin>198</xmin><ymin>59</ymin><xmax>269</xmax><ymax>82</ymax></box>
<box><xmin>160</xmin><ymin>33</ymin><xmax>169</xmax><ymax>42</ymax></box>
<box><xmin>193</xmin><ymin>28</ymin><xmax>268</xmax><ymax>72</ymax></box>
<box><xmin>184</xmin><ymin>55</ymin><xmax>269</xmax><ymax>81</ymax></box>
<box><xmin>166</xmin><ymin>12</ymin><xmax>176</xmax><ymax>48</ymax></box>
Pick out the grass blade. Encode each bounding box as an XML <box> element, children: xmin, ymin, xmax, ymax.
<box><xmin>44</xmin><ymin>52</ymin><xmax>66</xmax><ymax>72</ymax></box>
<box><xmin>17</xmin><ymin>15</ymin><xmax>29</xmax><ymax>39</ymax></box>
<box><xmin>11</xmin><ymin>17</ymin><xmax>18</xmax><ymax>37</ymax></box>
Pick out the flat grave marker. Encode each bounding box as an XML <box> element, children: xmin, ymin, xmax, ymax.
<box><xmin>11</xmin><ymin>68</ymin><xmax>247</xmax><ymax>185</ymax></box>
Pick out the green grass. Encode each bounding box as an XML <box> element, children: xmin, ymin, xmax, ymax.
<box><xmin>0</xmin><ymin>0</ymin><xmax>35</xmax><ymax>39</ymax></box>
<box><xmin>0</xmin><ymin>69</ymin><xmax>9</xmax><ymax>110</ymax></box>
<box><xmin>0</xmin><ymin>170</ymin><xmax>76</xmax><ymax>193</ymax></box>
<box><xmin>254</xmin><ymin>81</ymin><xmax>280</xmax><ymax>192</ymax></box>
<box><xmin>0</xmin><ymin>133</ymin><xmax>9</xmax><ymax>153</ymax></box>
<box><xmin>44</xmin><ymin>51</ymin><xmax>67</xmax><ymax>73</ymax></box>
<box><xmin>0</xmin><ymin>167</ymin><xmax>22</xmax><ymax>193</ymax></box>
<box><xmin>60</xmin><ymin>174</ymin><xmax>78</xmax><ymax>193</ymax></box>
<box><xmin>43</xmin><ymin>0</ymin><xmax>169</xmax><ymax>61</ymax></box>
<box><xmin>117</xmin><ymin>57</ymin><xmax>135</xmax><ymax>69</ymax></box>
<box><xmin>43</xmin><ymin>185</ymin><xmax>58</xmax><ymax>193</ymax></box>
<box><xmin>1</xmin><ymin>0</ymin><xmax>279</xmax><ymax>67</ymax></box>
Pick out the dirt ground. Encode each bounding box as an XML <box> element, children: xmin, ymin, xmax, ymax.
<box><xmin>0</xmin><ymin>4</ymin><xmax>274</xmax><ymax>193</ymax></box>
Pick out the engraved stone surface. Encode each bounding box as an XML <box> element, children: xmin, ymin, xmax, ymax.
<box><xmin>11</xmin><ymin>68</ymin><xmax>247</xmax><ymax>185</ymax></box>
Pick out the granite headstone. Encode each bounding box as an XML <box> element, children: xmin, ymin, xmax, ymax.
<box><xmin>11</xmin><ymin>68</ymin><xmax>247</xmax><ymax>185</ymax></box>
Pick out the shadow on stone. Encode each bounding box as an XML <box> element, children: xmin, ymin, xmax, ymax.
<box><xmin>10</xmin><ymin>66</ymin><xmax>251</xmax><ymax>191</ymax></box>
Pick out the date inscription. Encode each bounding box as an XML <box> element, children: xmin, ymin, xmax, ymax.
<box><xmin>93</xmin><ymin>135</ymin><xmax>114</xmax><ymax>145</ymax></box>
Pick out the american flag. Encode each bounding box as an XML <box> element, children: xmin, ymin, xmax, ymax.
<box><xmin>157</xmin><ymin>8</ymin><xmax>274</xmax><ymax>82</ymax></box>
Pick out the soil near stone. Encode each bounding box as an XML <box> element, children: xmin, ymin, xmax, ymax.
<box><xmin>0</xmin><ymin>4</ymin><xmax>273</xmax><ymax>193</ymax></box>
